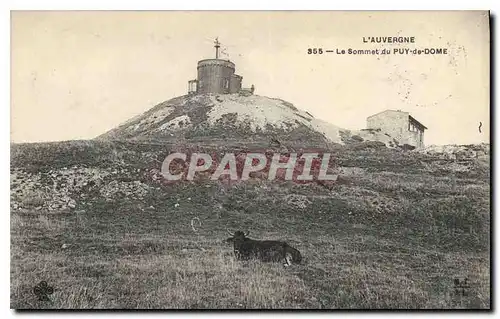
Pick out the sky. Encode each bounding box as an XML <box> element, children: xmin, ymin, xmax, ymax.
<box><xmin>11</xmin><ymin>11</ymin><xmax>490</xmax><ymax>145</ymax></box>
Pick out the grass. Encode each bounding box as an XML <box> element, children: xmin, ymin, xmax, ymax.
<box><xmin>10</xmin><ymin>140</ymin><xmax>490</xmax><ymax>309</ymax></box>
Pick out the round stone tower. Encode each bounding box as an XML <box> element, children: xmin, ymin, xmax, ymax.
<box><xmin>187</xmin><ymin>38</ymin><xmax>252</xmax><ymax>95</ymax></box>
<box><xmin>197</xmin><ymin>59</ymin><xmax>235</xmax><ymax>94</ymax></box>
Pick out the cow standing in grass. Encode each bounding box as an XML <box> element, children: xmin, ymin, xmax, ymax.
<box><xmin>225</xmin><ymin>230</ymin><xmax>302</xmax><ymax>266</ymax></box>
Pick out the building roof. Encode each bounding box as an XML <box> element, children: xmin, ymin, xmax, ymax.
<box><xmin>409</xmin><ymin>115</ymin><xmax>428</xmax><ymax>130</ymax></box>
<box><xmin>367</xmin><ymin>109</ymin><xmax>408</xmax><ymax>119</ymax></box>
<box><xmin>367</xmin><ymin>109</ymin><xmax>427</xmax><ymax>130</ymax></box>
<box><xmin>197</xmin><ymin>59</ymin><xmax>235</xmax><ymax>69</ymax></box>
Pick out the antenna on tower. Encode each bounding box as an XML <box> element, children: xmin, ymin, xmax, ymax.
<box><xmin>214</xmin><ymin>37</ymin><xmax>221</xmax><ymax>59</ymax></box>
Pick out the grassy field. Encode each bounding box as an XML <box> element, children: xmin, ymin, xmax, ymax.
<box><xmin>10</xmin><ymin>140</ymin><xmax>490</xmax><ymax>309</ymax></box>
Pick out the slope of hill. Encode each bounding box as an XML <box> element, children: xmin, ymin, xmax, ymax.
<box><xmin>98</xmin><ymin>93</ymin><xmax>398</xmax><ymax>148</ymax></box>
<box><xmin>10</xmin><ymin>140</ymin><xmax>490</xmax><ymax>309</ymax></box>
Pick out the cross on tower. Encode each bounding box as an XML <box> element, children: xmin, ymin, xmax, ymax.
<box><xmin>214</xmin><ymin>37</ymin><xmax>221</xmax><ymax>59</ymax></box>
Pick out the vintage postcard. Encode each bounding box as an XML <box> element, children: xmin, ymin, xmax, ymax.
<box><xmin>10</xmin><ymin>11</ymin><xmax>490</xmax><ymax>310</ymax></box>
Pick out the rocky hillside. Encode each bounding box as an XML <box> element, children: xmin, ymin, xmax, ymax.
<box><xmin>10</xmin><ymin>139</ymin><xmax>490</xmax><ymax>309</ymax></box>
<box><xmin>98</xmin><ymin>93</ymin><xmax>396</xmax><ymax>147</ymax></box>
<box><xmin>10</xmin><ymin>139</ymin><xmax>490</xmax><ymax>216</ymax></box>
<box><xmin>420</xmin><ymin>143</ymin><xmax>490</xmax><ymax>160</ymax></box>
<box><xmin>11</xmin><ymin>94</ymin><xmax>491</xmax><ymax>309</ymax></box>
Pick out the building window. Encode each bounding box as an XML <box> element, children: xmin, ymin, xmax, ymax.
<box><xmin>224</xmin><ymin>79</ymin><xmax>229</xmax><ymax>89</ymax></box>
<box><xmin>188</xmin><ymin>80</ymin><xmax>197</xmax><ymax>93</ymax></box>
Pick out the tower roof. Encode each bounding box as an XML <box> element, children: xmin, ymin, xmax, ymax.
<box><xmin>197</xmin><ymin>59</ymin><xmax>235</xmax><ymax>69</ymax></box>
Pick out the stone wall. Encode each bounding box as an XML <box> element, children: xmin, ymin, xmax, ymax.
<box><xmin>229</xmin><ymin>74</ymin><xmax>242</xmax><ymax>93</ymax></box>
<box><xmin>367</xmin><ymin>110</ymin><xmax>425</xmax><ymax>148</ymax></box>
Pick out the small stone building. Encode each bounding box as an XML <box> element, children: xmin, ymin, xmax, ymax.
<box><xmin>187</xmin><ymin>38</ymin><xmax>254</xmax><ymax>95</ymax></box>
<box><xmin>367</xmin><ymin>110</ymin><xmax>427</xmax><ymax>148</ymax></box>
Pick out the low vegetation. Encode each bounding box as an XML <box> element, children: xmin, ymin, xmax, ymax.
<box><xmin>10</xmin><ymin>140</ymin><xmax>490</xmax><ymax>309</ymax></box>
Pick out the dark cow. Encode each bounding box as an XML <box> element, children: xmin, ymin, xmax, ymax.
<box><xmin>225</xmin><ymin>230</ymin><xmax>302</xmax><ymax>266</ymax></box>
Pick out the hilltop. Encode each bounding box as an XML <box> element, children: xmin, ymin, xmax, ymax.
<box><xmin>98</xmin><ymin>93</ymin><xmax>400</xmax><ymax>148</ymax></box>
